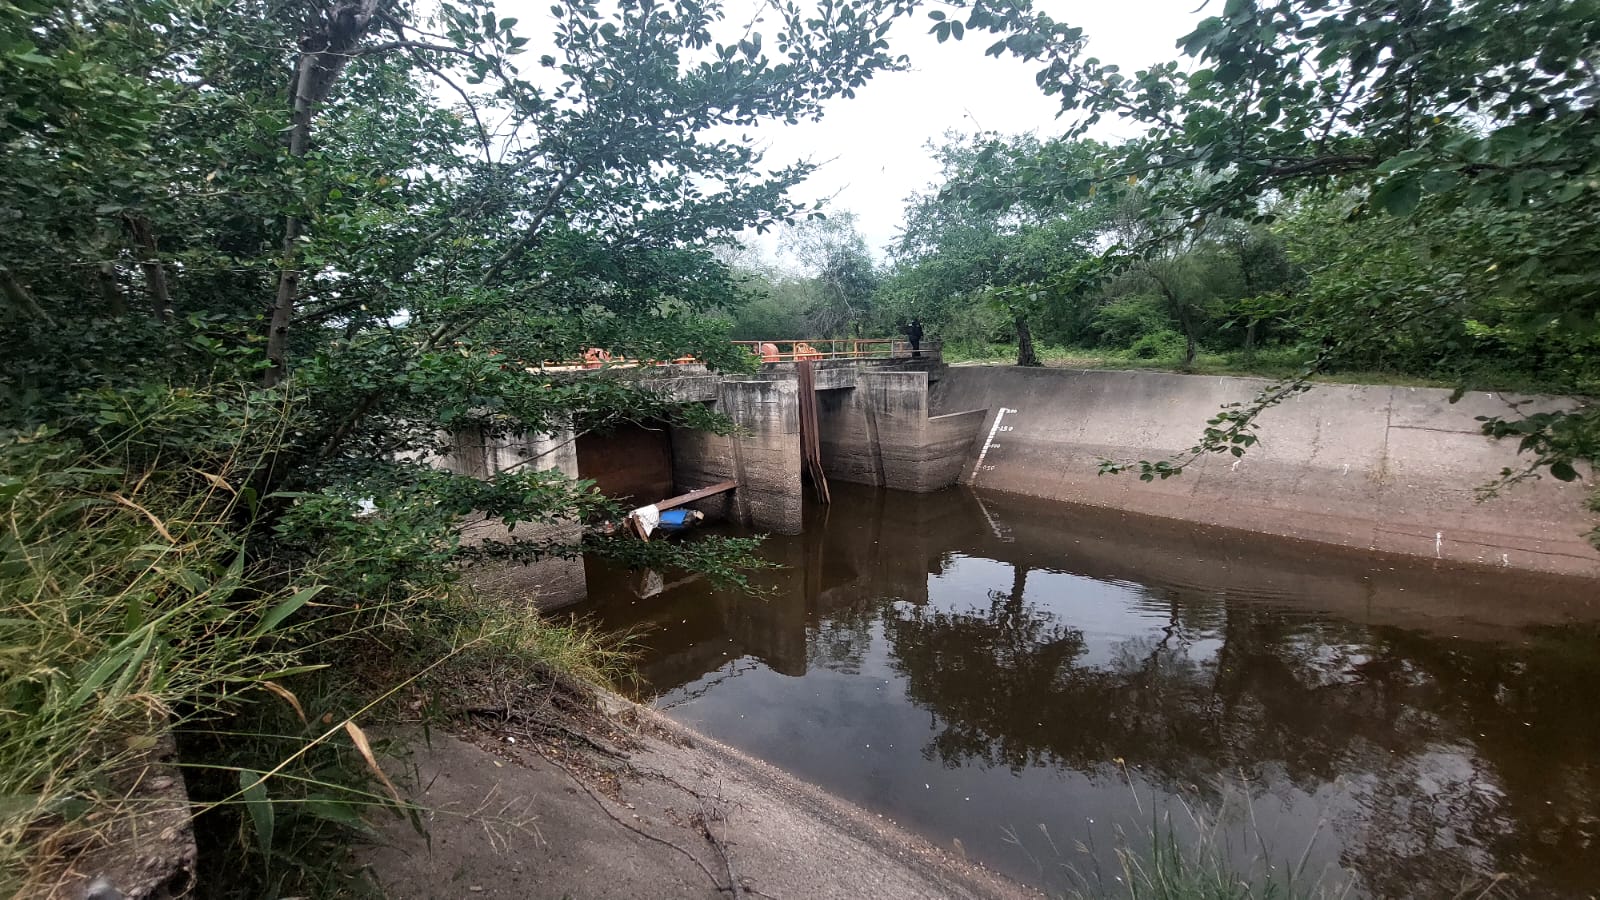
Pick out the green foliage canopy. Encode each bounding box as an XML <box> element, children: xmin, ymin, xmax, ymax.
<box><xmin>0</xmin><ymin>0</ymin><xmax>923</xmax><ymax>493</ymax></box>
<box><xmin>0</xmin><ymin>0</ymin><xmax>932</xmax><ymax>882</ymax></box>
<box><xmin>930</xmin><ymin>0</ymin><xmax>1599</xmax><ymax>500</ymax></box>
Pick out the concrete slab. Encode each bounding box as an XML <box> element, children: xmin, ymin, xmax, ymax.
<box><xmin>929</xmin><ymin>366</ymin><xmax>1600</xmax><ymax>578</ymax></box>
<box><xmin>363</xmin><ymin>711</ymin><xmax>1035</xmax><ymax>900</ymax></box>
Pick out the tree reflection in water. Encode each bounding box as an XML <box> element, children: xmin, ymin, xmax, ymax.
<box><xmin>572</xmin><ymin>486</ymin><xmax>1600</xmax><ymax>898</ymax></box>
<box><xmin>882</xmin><ymin>558</ymin><xmax>1600</xmax><ymax>897</ymax></box>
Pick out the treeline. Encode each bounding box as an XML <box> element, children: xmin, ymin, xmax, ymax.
<box><xmin>730</xmin><ymin>0</ymin><xmax>1598</xmax><ymax>508</ymax></box>
<box><xmin>730</xmin><ymin>131</ymin><xmax>1599</xmax><ymax>398</ymax></box>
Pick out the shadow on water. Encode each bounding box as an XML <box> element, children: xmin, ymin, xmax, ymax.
<box><xmin>563</xmin><ymin>484</ymin><xmax>1600</xmax><ymax>898</ymax></box>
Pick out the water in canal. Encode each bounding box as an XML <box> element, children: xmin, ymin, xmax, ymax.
<box><xmin>565</xmin><ymin>484</ymin><xmax>1600</xmax><ymax>897</ymax></box>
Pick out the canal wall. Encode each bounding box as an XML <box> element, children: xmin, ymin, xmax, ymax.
<box><xmin>816</xmin><ymin>370</ymin><xmax>988</xmax><ymax>493</ymax></box>
<box><xmin>670</xmin><ymin>378</ymin><xmax>806</xmax><ymax>533</ymax></box>
<box><xmin>929</xmin><ymin>366</ymin><xmax>1600</xmax><ymax>578</ymax></box>
<box><xmin>365</xmin><ymin>712</ymin><xmax>1033</xmax><ymax>900</ymax></box>
<box><xmin>437</xmin><ymin>425</ymin><xmax>589</xmax><ymax>603</ymax></box>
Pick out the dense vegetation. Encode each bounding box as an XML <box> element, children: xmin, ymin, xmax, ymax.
<box><xmin>0</xmin><ymin>0</ymin><xmax>910</xmax><ymax>892</ymax></box>
<box><xmin>733</xmin><ymin>0</ymin><xmax>1599</xmax><ymax>506</ymax></box>
<box><xmin>3</xmin><ymin>0</ymin><xmax>1597</xmax><ymax>893</ymax></box>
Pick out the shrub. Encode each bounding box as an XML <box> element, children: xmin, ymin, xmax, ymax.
<box><xmin>1130</xmin><ymin>330</ymin><xmax>1189</xmax><ymax>361</ymax></box>
<box><xmin>0</xmin><ymin>428</ymin><xmax>330</xmax><ymax>892</ymax></box>
<box><xmin>1090</xmin><ymin>295</ymin><xmax>1173</xmax><ymax>348</ymax></box>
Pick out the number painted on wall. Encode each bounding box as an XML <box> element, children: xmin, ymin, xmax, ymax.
<box><xmin>970</xmin><ymin>407</ymin><xmax>1018</xmax><ymax>483</ymax></box>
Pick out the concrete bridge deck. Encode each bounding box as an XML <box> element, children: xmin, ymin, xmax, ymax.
<box><xmin>441</xmin><ymin>339</ymin><xmax>989</xmax><ymax>535</ymax></box>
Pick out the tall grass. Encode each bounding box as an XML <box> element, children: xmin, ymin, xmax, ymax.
<box><xmin>1</xmin><ymin>414</ymin><xmax>640</xmax><ymax>896</ymax></box>
<box><xmin>1083</xmin><ymin>810</ymin><xmax>1342</xmax><ymax>900</ymax></box>
<box><xmin>1059</xmin><ymin>788</ymin><xmax>1508</xmax><ymax>900</ymax></box>
<box><xmin>0</xmin><ymin>430</ymin><xmax>320</xmax><ymax>894</ymax></box>
<box><xmin>1047</xmin><ymin>770</ymin><xmax>1352</xmax><ymax>900</ymax></box>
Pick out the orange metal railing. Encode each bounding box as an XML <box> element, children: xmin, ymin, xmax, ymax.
<box><xmin>517</xmin><ymin>338</ymin><xmax>936</xmax><ymax>371</ymax></box>
<box><xmin>732</xmin><ymin>338</ymin><xmax>936</xmax><ymax>363</ymax></box>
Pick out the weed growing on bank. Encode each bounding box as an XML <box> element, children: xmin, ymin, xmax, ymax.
<box><xmin>1062</xmin><ymin>813</ymin><xmax>1347</xmax><ymax>900</ymax></box>
<box><xmin>1041</xmin><ymin>769</ymin><xmax>1517</xmax><ymax>900</ymax></box>
<box><xmin>941</xmin><ymin>343</ymin><xmax>1589</xmax><ymax>396</ymax></box>
<box><xmin>1020</xmin><ymin>770</ymin><xmax>1352</xmax><ymax>900</ymax></box>
<box><xmin>0</xmin><ymin>412</ymin><xmax>652</xmax><ymax>897</ymax></box>
<box><xmin>0</xmin><ymin>429</ymin><xmax>328</xmax><ymax>894</ymax></box>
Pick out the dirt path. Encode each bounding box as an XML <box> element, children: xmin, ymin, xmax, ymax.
<box><xmin>361</xmin><ymin>696</ymin><xmax>1036</xmax><ymax>900</ymax></box>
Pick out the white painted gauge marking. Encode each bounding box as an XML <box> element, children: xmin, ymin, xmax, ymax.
<box><xmin>971</xmin><ymin>407</ymin><xmax>1017</xmax><ymax>482</ymax></box>
<box><xmin>973</xmin><ymin>490</ymin><xmax>1013</xmax><ymax>542</ymax></box>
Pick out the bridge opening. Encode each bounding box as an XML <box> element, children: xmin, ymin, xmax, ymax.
<box><xmin>575</xmin><ymin>419</ymin><xmax>674</xmax><ymax>508</ymax></box>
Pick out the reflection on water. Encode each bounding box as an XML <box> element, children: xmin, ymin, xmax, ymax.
<box><xmin>565</xmin><ymin>485</ymin><xmax>1600</xmax><ymax>897</ymax></box>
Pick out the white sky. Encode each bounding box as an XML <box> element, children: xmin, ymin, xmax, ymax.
<box><xmin>491</xmin><ymin>0</ymin><xmax>1207</xmax><ymax>264</ymax></box>
<box><xmin>742</xmin><ymin>0</ymin><xmax>1207</xmax><ymax>260</ymax></box>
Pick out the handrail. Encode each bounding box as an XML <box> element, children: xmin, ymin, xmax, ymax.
<box><xmin>732</xmin><ymin>338</ymin><xmax>932</xmax><ymax>363</ymax></box>
<box><xmin>509</xmin><ymin>337</ymin><xmax>937</xmax><ymax>370</ymax></box>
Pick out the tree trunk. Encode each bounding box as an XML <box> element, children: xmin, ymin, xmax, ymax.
<box><xmin>0</xmin><ymin>267</ymin><xmax>53</xmax><ymax>325</ymax></box>
<box><xmin>1151</xmin><ymin>271</ymin><xmax>1198</xmax><ymax>370</ymax></box>
<box><xmin>1008</xmin><ymin>566</ymin><xmax>1028</xmax><ymax>608</ymax></box>
<box><xmin>1014</xmin><ymin>314</ymin><xmax>1040</xmax><ymax>367</ymax></box>
<box><xmin>1243</xmin><ymin>319</ymin><xmax>1257</xmax><ymax>361</ymax></box>
<box><xmin>126</xmin><ymin>216</ymin><xmax>171</xmax><ymax>321</ymax></box>
<box><xmin>97</xmin><ymin>261</ymin><xmax>127</xmax><ymax>316</ymax></box>
<box><xmin>266</xmin><ymin>0</ymin><xmax>383</xmax><ymax>386</ymax></box>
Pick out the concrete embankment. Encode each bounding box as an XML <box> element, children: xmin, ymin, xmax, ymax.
<box><xmin>930</xmin><ymin>365</ymin><xmax>1600</xmax><ymax>578</ymax></box>
<box><xmin>364</xmin><ymin>703</ymin><xmax>1034</xmax><ymax>900</ymax></box>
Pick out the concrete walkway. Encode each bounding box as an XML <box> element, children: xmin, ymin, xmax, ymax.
<box><xmin>362</xmin><ymin>704</ymin><xmax>1035</xmax><ymax>900</ymax></box>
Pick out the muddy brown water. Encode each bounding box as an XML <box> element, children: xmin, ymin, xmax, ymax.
<box><xmin>563</xmin><ymin>484</ymin><xmax>1600</xmax><ymax>898</ymax></box>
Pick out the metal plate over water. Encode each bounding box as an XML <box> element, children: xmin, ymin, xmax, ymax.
<box><xmin>565</xmin><ymin>484</ymin><xmax>1600</xmax><ymax>897</ymax></box>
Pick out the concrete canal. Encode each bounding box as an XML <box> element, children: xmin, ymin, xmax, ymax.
<box><xmin>565</xmin><ymin>483</ymin><xmax>1600</xmax><ymax>897</ymax></box>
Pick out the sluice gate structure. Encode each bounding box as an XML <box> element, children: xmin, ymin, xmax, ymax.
<box><xmin>438</xmin><ymin>339</ymin><xmax>989</xmax><ymax>535</ymax></box>
<box><xmin>441</xmin><ymin>343</ymin><xmax>1600</xmax><ymax>585</ymax></box>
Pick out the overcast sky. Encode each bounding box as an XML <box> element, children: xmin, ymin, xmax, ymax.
<box><xmin>494</xmin><ymin>0</ymin><xmax>1206</xmax><ymax>264</ymax></box>
<box><xmin>739</xmin><ymin>0</ymin><xmax>1207</xmax><ymax>263</ymax></box>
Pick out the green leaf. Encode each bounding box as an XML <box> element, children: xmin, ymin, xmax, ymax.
<box><xmin>257</xmin><ymin>664</ymin><xmax>332</xmax><ymax>680</ymax></box>
<box><xmin>238</xmin><ymin>770</ymin><xmax>274</xmax><ymax>856</ymax></box>
<box><xmin>305</xmin><ymin>796</ymin><xmax>373</xmax><ymax>831</ymax></box>
<box><xmin>1376</xmin><ymin>149</ymin><xmax>1431</xmax><ymax>173</ymax></box>
<box><xmin>106</xmin><ymin>627</ymin><xmax>155</xmax><ymax>701</ymax></box>
<box><xmin>249</xmin><ymin>585</ymin><xmax>325</xmax><ymax>638</ymax></box>
<box><xmin>66</xmin><ymin>647</ymin><xmax>134</xmax><ymax>711</ymax></box>
<box><xmin>1374</xmin><ymin>177</ymin><xmax>1422</xmax><ymax>216</ymax></box>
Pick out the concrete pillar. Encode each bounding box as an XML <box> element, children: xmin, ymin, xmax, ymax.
<box><xmin>490</xmin><ymin>425</ymin><xmax>580</xmax><ymax>480</ymax></box>
<box><xmin>439</xmin><ymin>421</ymin><xmax>588</xmax><ymax>609</ymax></box>
<box><xmin>670</xmin><ymin>377</ymin><xmax>804</xmax><ymax>534</ymax></box>
<box><xmin>816</xmin><ymin>371</ymin><xmax>987</xmax><ymax>493</ymax></box>
<box><xmin>435</xmin><ymin>422</ymin><xmax>579</xmax><ymax>482</ymax></box>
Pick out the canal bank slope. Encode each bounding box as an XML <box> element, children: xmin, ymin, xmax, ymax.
<box><xmin>931</xmin><ymin>366</ymin><xmax>1600</xmax><ymax>578</ymax></box>
<box><xmin>363</xmin><ymin>699</ymin><xmax>1034</xmax><ymax>900</ymax></box>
